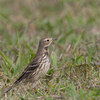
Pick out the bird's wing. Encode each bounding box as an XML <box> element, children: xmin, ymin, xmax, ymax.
<box><xmin>4</xmin><ymin>56</ymin><xmax>41</xmax><ymax>94</ymax></box>
<box><xmin>4</xmin><ymin>57</ymin><xmax>41</xmax><ymax>94</ymax></box>
<box><xmin>14</xmin><ymin>56</ymin><xmax>41</xmax><ymax>85</ymax></box>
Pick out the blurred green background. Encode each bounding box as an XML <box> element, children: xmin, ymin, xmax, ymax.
<box><xmin>0</xmin><ymin>0</ymin><xmax>100</xmax><ymax>100</ymax></box>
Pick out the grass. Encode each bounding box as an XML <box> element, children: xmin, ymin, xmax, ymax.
<box><xmin>0</xmin><ymin>0</ymin><xmax>100</xmax><ymax>100</ymax></box>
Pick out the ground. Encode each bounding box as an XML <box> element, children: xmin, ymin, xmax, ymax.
<box><xmin>0</xmin><ymin>0</ymin><xmax>100</xmax><ymax>100</ymax></box>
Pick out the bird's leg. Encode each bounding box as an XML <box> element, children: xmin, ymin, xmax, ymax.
<box><xmin>45</xmin><ymin>89</ymin><xmax>48</xmax><ymax>93</ymax></box>
<box><xmin>32</xmin><ymin>80</ymin><xmax>40</xmax><ymax>94</ymax></box>
<box><xmin>33</xmin><ymin>88</ymin><xmax>37</xmax><ymax>94</ymax></box>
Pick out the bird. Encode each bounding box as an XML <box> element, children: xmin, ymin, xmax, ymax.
<box><xmin>4</xmin><ymin>38</ymin><xmax>57</xmax><ymax>94</ymax></box>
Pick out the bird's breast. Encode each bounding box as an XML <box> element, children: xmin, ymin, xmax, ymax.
<box><xmin>31</xmin><ymin>54</ymin><xmax>50</xmax><ymax>81</ymax></box>
<box><xmin>39</xmin><ymin>54</ymin><xmax>50</xmax><ymax>77</ymax></box>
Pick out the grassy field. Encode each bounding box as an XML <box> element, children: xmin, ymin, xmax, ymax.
<box><xmin>0</xmin><ymin>0</ymin><xmax>100</xmax><ymax>100</ymax></box>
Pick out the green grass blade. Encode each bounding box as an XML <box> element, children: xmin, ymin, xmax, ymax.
<box><xmin>0</xmin><ymin>50</ymin><xmax>12</xmax><ymax>67</ymax></box>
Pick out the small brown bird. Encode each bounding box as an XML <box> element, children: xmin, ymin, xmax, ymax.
<box><xmin>4</xmin><ymin>38</ymin><xmax>57</xmax><ymax>94</ymax></box>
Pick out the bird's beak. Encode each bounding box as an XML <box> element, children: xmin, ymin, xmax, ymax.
<box><xmin>52</xmin><ymin>38</ymin><xmax>57</xmax><ymax>41</ymax></box>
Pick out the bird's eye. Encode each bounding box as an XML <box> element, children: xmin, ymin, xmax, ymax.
<box><xmin>47</xmin><ymin>40</ymin><xmax>49</xmax><ymax>41</ymax></box>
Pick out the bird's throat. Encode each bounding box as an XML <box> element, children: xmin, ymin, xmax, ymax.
<box><xmin>36</xmin><ymin>46</ymin><xmax>49</xmax><ymax>56</ymax></box>
<box><xmin>44</xmin><ymin>47</ymin><xmax>49</xmax><ymax>55</ymax></box>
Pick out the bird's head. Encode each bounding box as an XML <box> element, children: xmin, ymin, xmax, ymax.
<box><xmin>36</xmin><ymin>38</ymin><xmax>57</xmax><ymax>56</ymax></box>
<box><xmin>39</xmin><ymin>38</ymin><xmax>57</xmax><ymax>48</ymax></box>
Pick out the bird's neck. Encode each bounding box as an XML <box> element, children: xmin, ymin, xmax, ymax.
<box><xmin>36</xmin><ymin>46</ymin><xmax>49</xmax><ymax>56</ymax></box>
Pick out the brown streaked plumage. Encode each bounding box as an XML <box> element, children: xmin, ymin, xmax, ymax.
<box><xmin>4</xmin><ymin>38</ymin><xmax>57</xmax><ymax>94</ymax></box>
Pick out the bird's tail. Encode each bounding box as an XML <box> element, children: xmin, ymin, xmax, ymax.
<box><xmin>4</xmin><ymin>85</ymin><xmax>13</xmax><ymax>94</ymax></box>
<box><xmin>0</xmin><ymin>85</ymin><xmax>15</xmax><ymax>98</ymax></box>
